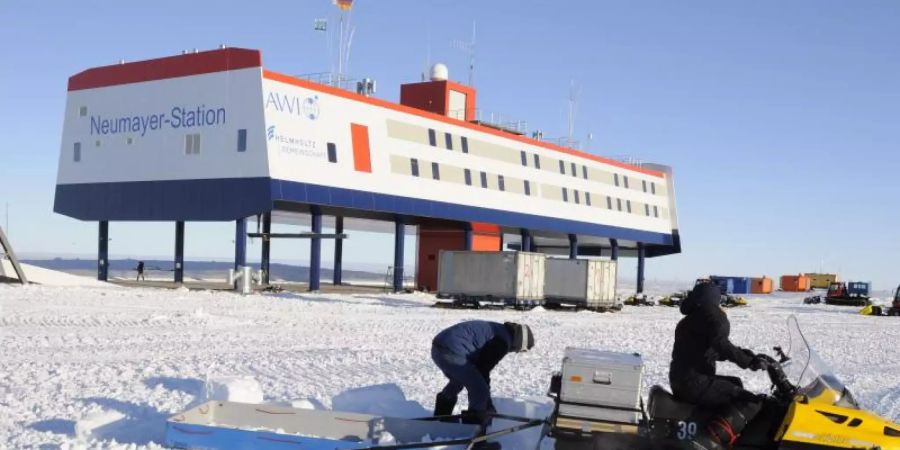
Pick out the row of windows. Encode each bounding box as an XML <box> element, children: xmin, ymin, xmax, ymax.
<box><xmin>399</xmin><ymin>121</ymin><xmax>664</xmax><ymax>197</ymax></box>
<box><xmin>397</xmin><ymin>156</ymin><xmax>666</xmax><ymax>219</ymax></box>
<box><xmin>73</xmin><ymin>129</ymin><xmax>252</xmax><ymax>162</ymax></box>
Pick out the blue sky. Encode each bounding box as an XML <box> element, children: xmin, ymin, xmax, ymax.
<box><xmin>1</xmin><ymin>1</ymin><xmax>898</xmax><ymax>287</ymax></box>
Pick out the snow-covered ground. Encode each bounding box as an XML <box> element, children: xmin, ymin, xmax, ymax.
<box><xmin>2</xmin><ymin>282</ymin><xmax>899</xmax><ymax>449</ymax></box>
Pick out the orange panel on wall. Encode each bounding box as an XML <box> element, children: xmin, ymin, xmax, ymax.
<box><xmin>350</xmin><ymin>123</ymin><xmax>372</xmax><ymax>173</ymax></box>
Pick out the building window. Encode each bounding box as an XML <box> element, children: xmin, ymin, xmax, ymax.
<box><xmin>184</xmin><ymin>134</ymin><xmax>201</xmax><ymax>155</ymax></box>
<box><xmin>614</xmin><ymin>174</ymin><xmax>620</xmax><ymax>186</ymax></box>
<box><xmin>533</xmin><ymin>154</ymin><xmax>541</xmax><ymax>169</ymax></box>
<box><xmin>445</xmin><ymin>132</ymin><xmax>453</xmax><ymax>150</ymax></box>
<box><xmin>411</xmin><ymin>158</ymin><xmax>420</xmax><ymax>176</ymax></box>
<box><xmin>432</xmin><ymin>162</ymin><xmax>440</xmax><ymax>180</ymax></box>
<box><xmin>642</xmin><ymin>180</ymin><xmax>648</xmax><ymax>193</ymax></box>
<box><xmin>585</xmin><ymin>192</ymin><xmax>592</xmax><ymax>206</ymax></box>
<box><xmin>562</xmin><ymin>187</ymin><xmax>568</xmax><ymax>202</ymax></box>
<box><xmin>570</xmin><ymin>162</ymin><xmax>577</xmax><ymax>177</ymax></box>
<box><xmin>651</xmin><ymin>182</ymin><xmax>656</xmax><ymax>195</ymax></box>
<box><xmin>624</xmin><ymin>176</ymin><xmax>630</xmax><ymax>189</ymax></box>
<box><xmin>645</xmin><ymin>204</ymin><xmax>650</xmax><ymax>216</ymax></box>
<box><xmin>73</xmin><ymin>142</ymin><xmax>81</xmax><ymax>162</ymax></box>
<box><xmin>237</xmin><ymin>129</ymin><xmax>247</xmax><ymax>152</ymax></box>
<box><xmin>480</xmin><ymin>171</ymin><xmax>488</xmax><ymax>188</ymax></box>
<box><xmin>607</xmin><ymin>196</ymin><xmax>613</xmax><ymax>209</ymax></box>
<box><xmin>520</xmin><ymin>151</ymin><xmax>527</xmax><ymax>166</ymax></box>
<box><xmin>559</xmin><ymin>160</ymin><xmax>565</xmax><ymax>174</ymax></box>
<box><xmin>524</xmin><ymin>180</ymin><xmax>531</xmax><ymax>196</ymax></box>
<box><xmin>428</xmin><ymin>129</ymin><xmax>437</xmax><ymax>147</ymax></box>
<box><xmin>79</xmin><ymin>106</ymin><xmax>87</xmax><ymax>117</ymax></box>
<box><xmin>617</xmin><ymin>198</ymin><xmax>622</xmax><ymax>211</ymax></box>
<box><xmin>464</xmin><ymin>168</ymin><xmax>472</xmax><ymax>185</ymax></box>
<box><xmin>498</xmin><ymin>175</ymin><xmax>505</xmax><ymax>191</ymax></box>
<box><xmin>654</xmin><ymin>205</ymin><xmax>659</xmax><ymax>217</ymax></box>
<box><xmin>461</xmin><ymin>136</ymin><xmax>469</xmax><ymax>153</ymax></box>
<box><xmin>627</xmin><ymin>200</ymin><xmax>632</xmax><ymax>213</ymax></box>
<box><xmin>126</xmin><ymin>137</ymin><xmax>133</xmax><ymax>145</ymax></box>
<box><xmin>327</xmin><ymin>142</ymin><xmax>337</xmax><ymax>163</ymax></box>
<box><xmin>582</xmin><ymin>165</ymin><xmax>588</xmax><ymax>179</ymax></box>
<box><xmin>574</xmin><ymin>190</ymin><xmax>580</xmax><ymax>204</ymax></box>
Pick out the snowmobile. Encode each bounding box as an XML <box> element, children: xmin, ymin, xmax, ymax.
<box><xmin>624</xmin><ymin>294</ymin><xmax>656</xmax><ymax>306</ymax></box>
<box><xmin>547</xmin><ymin>315</ymin><xmax>900</xmax><ymax>450</ymax></box>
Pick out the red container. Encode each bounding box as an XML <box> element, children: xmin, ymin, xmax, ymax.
<box><xmin>780</xmin><ymin>275</ymin><xmax>811</xmax><ymax>292</ymax></box>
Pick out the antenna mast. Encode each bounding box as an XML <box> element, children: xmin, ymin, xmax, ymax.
<box><xmin>452</xmin><ymin>21</ymin><xmax>476</xmax><ymax>86</ymax></box>
<box><xmin>567</xmin><ymin>80</ymin><xmax>580</xmax><ymax>148</ymax></box>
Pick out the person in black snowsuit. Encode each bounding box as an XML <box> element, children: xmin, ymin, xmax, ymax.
<box><xmin>431</xmin><ymin>321</ymin><xmax>534</xmax><ymax>426</ymax></box>
<box><xmin>136</xmin><ymin>261</ymin><xmax>145</xmax><ymax>281</ymax></box>
<box><xmin>669</xmin><ymin>283</ymin><xmax>768</xmax><ymax>449</ymax></box>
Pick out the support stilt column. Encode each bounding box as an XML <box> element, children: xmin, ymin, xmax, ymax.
<box><xmin>98</xmin><ymin>221</ymin><xmax>109</xmax><ymax>281</ymax></box>
<box><xmin>261</xmin><ymin>212</ymin><xmax>271</xmax><ymax>285</ymax></box>
<box><xmin>393</xmin><ymin>217</ymin><xmax>405</xmax><ymax>292</ymax></box>
<box><xmin>610</xmin><ymin>239</ymin><xmax>619</xmax><ymax>261</ymax></box>
<box><xmin>309</xmin><ymin>207</ymin><xmax>322</xmax><ymax>292</ymax></box>
<box><xmin>568</xmin><ymin>234</ymin><xmax>578</xmax><ymax>259</ymax></box>
<box><xmin>174</xmin><ymin>221</ymin><xmax>184</xmax><ymax>284</ymax></box>
<box><xmin>637</xmin><ymin>243</ymin><xmax>646</xmax><ymax>294</ymax></box>
<box><xmin>234</xmin><ymin>218</ymin><xmax>247</xmax><ymax>273</ymax></box>
<box><xmin>520</xmin><ymin>229</ymin><xmax>532</xmax><ymax>252</ymax></box>
<box><xmin>464</xmin><ymin>223</ymin><xmax>473</xmax><ymax>251</ymax></box>
<box><xmin>333</xmin><ymin>216</ymin><xmax>343</xmax><ymax>286</ymax></box>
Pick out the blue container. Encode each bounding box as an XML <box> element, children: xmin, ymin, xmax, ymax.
<box><xmin>710</xmin><ymin>276</ymin><xmax>752</xmax><ymax>295</ymax></box>
<box><xmin>847</xmin><ymin>281</ymin><xmax>871</xmax><ymax>296</ymax></box>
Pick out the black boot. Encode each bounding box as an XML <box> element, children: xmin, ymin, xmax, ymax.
<box><xmin>433</xmin><ymin>393</ymin><xmax>457</xmax><ymax>417</ymax></box>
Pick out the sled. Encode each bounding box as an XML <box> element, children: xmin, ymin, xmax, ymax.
<box><xmin>165</xmin><ymin>400</ymin><xmax>546</xmax><ymax>450</ymax></box>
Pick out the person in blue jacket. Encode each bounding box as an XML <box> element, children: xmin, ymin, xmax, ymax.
<box><xmin>431</xmin><ymin>321</ymin><xmax>535</xmax><ymax>424</ymax></box>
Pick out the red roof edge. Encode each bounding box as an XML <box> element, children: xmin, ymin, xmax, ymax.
<box><xmin>67</xmin><ymin>48</ymin><xmax>262</xmax><ymax>91</ymax></box>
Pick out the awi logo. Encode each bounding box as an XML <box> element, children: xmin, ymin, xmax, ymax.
<box><xmin>265</xmin><ymin>91</ymin><xmax>321</xmax><ymax>121</ymax></box>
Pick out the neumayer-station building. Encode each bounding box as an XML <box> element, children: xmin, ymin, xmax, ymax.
<box><xmin>54</xmin><ymin>47</ymin><xmax>680</xmax><ymax>292</ymax></box>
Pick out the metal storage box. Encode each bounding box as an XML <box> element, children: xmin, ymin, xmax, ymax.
<box><xmin>544</xmin><ymin>258</ymin><xmax>618</xmax><ymax>309</ymax></box>
<box><xmin>165</xmin><ymin>400</ymin><xmax>479</xmax><ymax>449</ymax></box>
<box><xmin>437</xmin><ymin>251</ymin><xmax>545</xmax><ymax>305</ymax></box>
<box><xmin>558</xmin><ymin>348</ymin><xmax>644</xmax><ymax>425</ymax></box>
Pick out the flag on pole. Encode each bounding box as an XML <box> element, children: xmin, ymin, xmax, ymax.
<box><xmin>314</xmin><ymin>18</ymin><xmax>327</xmax><ymax>31</ymax></box>
<box><xmin>334</xmin><ymin>0</ymin><xmax>353</xmax><ymax>11</ymax></box>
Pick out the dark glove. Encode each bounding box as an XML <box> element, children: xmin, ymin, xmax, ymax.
<box><xmin>748</xmin><ymin>354</ymin><xmax>769</xmax><ymax>371</ymax></box>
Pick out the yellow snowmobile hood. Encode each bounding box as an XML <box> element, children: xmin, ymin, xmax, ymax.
<box><xmin>778</xmin><ymin>395</ymin><xmax>900</xmax><ymax>449</ymax></box>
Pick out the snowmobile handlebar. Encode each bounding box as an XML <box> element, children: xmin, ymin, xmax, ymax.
<box><xmin>764</xmin><ymin>349</ymin><xmax>798</xmax><ymax>401</ymax></box>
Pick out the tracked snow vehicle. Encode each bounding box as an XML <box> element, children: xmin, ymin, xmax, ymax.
<box><xmin>546</xmin><ymin>316</ymin><xmax>900</xmax><ymax>450</ymax></box>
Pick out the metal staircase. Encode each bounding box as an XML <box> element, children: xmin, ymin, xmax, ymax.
<box><xmin>0</xmin><ymin>226</ymin><xmax>27</xmax><ymax>284</ymax></box>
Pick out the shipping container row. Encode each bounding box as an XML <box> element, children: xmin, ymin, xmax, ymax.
<box><xmin>436</xmin><ymin>251</ymin><xmax>618</xmax><ymax>310</ymax></box>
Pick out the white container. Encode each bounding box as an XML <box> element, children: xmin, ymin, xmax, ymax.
<box><xmin>558</xmin><ymin>348</ymin><xmax>644</xmax><ymax>425</ymax></box>
<box><xmin>544</xmin><ymin>259</ymin><xmax>617</xmax><ymax>308</ymax></box>
<box><xmin>437</xmin><ymin>251</ymin><xmax>545</xmax><ymax>304</ymax></box>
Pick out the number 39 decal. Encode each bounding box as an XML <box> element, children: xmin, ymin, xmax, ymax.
<box><xmin>677</xmin><ymin>421</ymin><xmax>698</xmax><ymax>440</ymax></box>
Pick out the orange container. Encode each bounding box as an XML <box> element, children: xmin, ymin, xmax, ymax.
<box><xmin>780</xmin><ymin>275</ymin><xmax>811</xmax><ymax>292</ymax></box>
<box><xmin>751</xmin><ymin>277</ymin><xmax>773</xmax><ymax>294</ymax></box>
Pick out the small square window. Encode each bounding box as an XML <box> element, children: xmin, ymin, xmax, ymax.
<box><xmin>582</xmin><ymin>165</ymin><xmax>588</xmax><ymax>179</ymax></box>
<box><xmin>558</xmin><ymin>160</ymin><xmax>565</xmax><ymax>174</ymax></box>
<box><xmin>192</xmin><ymin>134</ymin><xmax>201</xmax><ymax>154</ymax></box>
<box><xmin>411</xmin><ymin>158</ymin><xmax>420</xmax><ymax>176</ymax></box>
<box><xmin>95</xmin><ymin>140</ymin><xmax>101</xmax><ymax>147</ymax></box>
<box><xmin>238</xmin><ymin>129</ymin><xmax>248</xmax><ymax>152</ymax></box>
<box><xmin>574</xmin><ymin>190</ymin><xmax>580</xmax><ymax>204</ymax></box>
<box><xmin>432</xmin><ymin>162</ymin><xmax>440</xmax><ymax>180</ymax></box>
<box><xmin>651</xmin><ymin>183</ymin><xmax>657</xmax><ymax>195</ymax></box>
<box><xmin>480</xmin><ymin>171</ymin><xmax>488</xmax><ymax>188</ymax></box>
<box><xmin>614</xmin><ymin>174</ymin><xmax>620</xmax><ymax>186</ymax></box>
<box><xmin>498</xmin><ymin>175</ymin><xmax>505</xmax><ymax>191</ymax></box>
<box><xmin>617</xmin><ymin>198</ymin><xmax>622</xmax><ymax>211</ymax></box>
<box><xmin>461</xmin><ymin>136</ymin><xmax>469</xmax><ymax>154</ymax></box>
<box><xmin>327</xmin><ymin>142</ymin><xmax>337</xmax><ymax>163</ymax></box>
<box><xmin>585</xmin><ymin>192</ymin><xmax>592</xmax><ymax>206</ymax></box>
<box><xmin>464</xmin><ymin>169</ymin><xmax>472</xmax><ymax>186</ymax></box>
<box><xmin>533</xmin><ymin>154</ymin><xmax>541</xmax><ymax>169</ymax></box>
<box><xmin>570</xmin><ymin>162</ymin><xmax>577</xmax><ymax>177</ymax></box>
<box><xmin>126</xmin><ymin>137</ymin><xmax>133</xmax><ymax>145</ymax></box>
<box><xmin>524</xmin><ymin>180</ymin><xmax>531</xmax><ymax>196</ymax></box>
<box><xmin>520</xmin><ymin>151</ymin><xmax>527</xmax><ymax>166</ymax></box>
<box><xmin>428</xmin><ymin>129</ymin><xmax>436</xmax><ymax>147</ymax></box>
<box><xmin>645</xmin><ymin>204</ymin><xmax>650</xmax><ymax>216</ymax></box>
<box><xmin>79</xmin><ymin>106</ymin><xmax>87</xmax><ymax>117</ymax></box>
<box><xmin>607</xmin><ymin>196</ymin><xmax>613</xmax><ymax>209</ymax></box>
<box><xmin>184</xmin><ymin>135</ymin><xmax>193</xmax><ymax>154</ymax></box>
<box><xmin>654</xmin><ymin>205</ymin><xmax>659</xmax><ymax>217</ymax></box>
<box><xmin>73</xmin><ymin>142</ymin><xmax>81</xmax><ymax>162</ymax></box>
<box><xmin>627</xmin><ymin>200</ymin><xmax>632</xmax><ymax>213</ymax></box>
<box><xmin>445</xmin><ymin>132</ymin><xmax>453</xmax><ymax>150</ymax></box>
<box><xmin>562</xmin><ymin>187</ymin><xmax>568</xmax><ymax>202</ymax></box>
<box><xmin>624</xmin><ymin>176</ymin><xmax>630</xmax><ymax>189</ymax></box>
<box><xmin>642</xmin><ymin>180</ymin><xmax>648</xmax><ymax>193</ymax></box>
